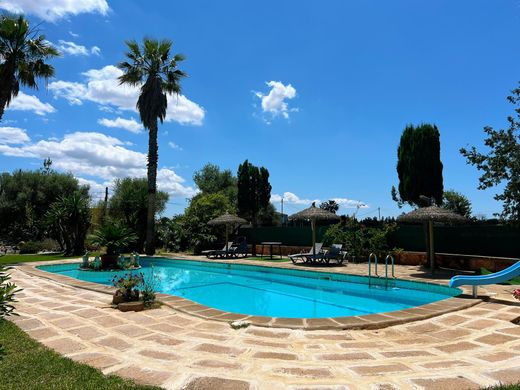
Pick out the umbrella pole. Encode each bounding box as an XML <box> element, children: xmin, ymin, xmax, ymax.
<box><xmin>225</xmin><ymin>224</ymin><xmax>229</xmax><ymax>255</ymax></box>
<box><xmin>428</xmin><ymin>220</ymin><xmax>435</xmax><ymax>275</ymax></box>
<box><xmin>311</xmin><ymin>219</ymin><xmax>316</xmax><ymax>257</ymax></box>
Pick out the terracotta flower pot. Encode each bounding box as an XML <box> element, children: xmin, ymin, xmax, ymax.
<box><xmin>118</xmin><ymin>301</ymin><xmax>144</xmax><ymax>312</ymax></box>
<box><xmin>112</xmin><ymin>293</ymin><xmax>126</xmax><ymax>305</ymax></box>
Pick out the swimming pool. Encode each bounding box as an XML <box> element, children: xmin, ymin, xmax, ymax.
<box><xmin>38</xmin><ymin>258</ymin><xmax>461</xmax><ymax>318</ymax></box>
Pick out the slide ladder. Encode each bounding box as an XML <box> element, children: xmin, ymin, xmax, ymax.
<box><xmin>368</xmin><ymin>253</ymin><xmax>396</xmax><ymax>289</ymax></box>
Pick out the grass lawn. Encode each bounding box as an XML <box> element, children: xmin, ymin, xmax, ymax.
<box><xmin>481</xmin><ymin>267</ymin><xmax>520</xmax><ymax>285</ymax></box>
<box><xmin>0</xmin><ymin>320</ymin><xmax>161</xmax><ymax>390</ymax></box>
<box><xmin>0</xmin><ymin>253</ymin><xmax>82</xmax><ymax>265</ymax></box>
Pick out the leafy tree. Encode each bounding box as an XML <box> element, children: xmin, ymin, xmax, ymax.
<box><xmin>108</xmin><ymin>178</ymin><xmax>168</xmax><ymax>252</ymax></box>
<box><xmin>0</xmin><ymin>165</ymin><xmax>88</xmax><ymax>243</ymax></box>
<box><xmin>460</xmin><ymin>85</ymin><xmax>520</xmax><ymax>221</ymax></box>
<box><xmin>181</xmin><ymin>193</ymin><xmax>233</xmax><ymax>253</ymax></box>
<box><xmin>392</xmin><ymin>123</ymin><xmax>444</xmax><ymax>207</ymax></box>
<box><xmin>193</xmin><ymin>163</ymin><xmax>237</xmax><ymax>204</ymax></box>
<box><xmin>237</xmin><ymin>160</ymin><xmax>272</xmax><ymax>226</ymax></box>
<box><xmin>0</xmin><ymin>14</ymin><xmax>59</xmax><ymax>120</ymax></box>
<box><xmin>118</xmin><ymin>38</ymin><xmax>187</xmax><ymax>255</ymax></box>
<box><xmin>442</xmin><ymin>190</ymin><xmax>472</xmax><ymax>218</ymax></box>
<box><xmin>0</xmin><ymin>264</ymin><xmax>20</xmax><ymax>361</ymax></box>
<box><xmin>45</xmin><ymin>191</ymin><xmax>91</xmax><ymax>255</ymax></box>
<box><xmin>320</xmin><ymin>200</ymin><xmax>339</xmax><ymax>214</ymax></box>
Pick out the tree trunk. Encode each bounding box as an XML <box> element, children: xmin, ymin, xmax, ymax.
<box><xmin>145</xmin><ymin>120</ymin><xmax>159</xmax><ymax>255</ymax></box>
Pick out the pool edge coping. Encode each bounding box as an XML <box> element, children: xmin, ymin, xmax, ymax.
<box><xmin>16</xmin><ymin>256</ymin><xmax>482</xmax><ymax>331</ymax></box>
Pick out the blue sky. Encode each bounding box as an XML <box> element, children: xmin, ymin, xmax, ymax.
<box><xmin>1</xmin><ymin>1</ymin><xmax>519</xmax><ymax>218</ymax></box>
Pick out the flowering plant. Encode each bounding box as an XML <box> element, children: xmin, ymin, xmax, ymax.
<box><xmin>513</xmin><ymin>288</ymin><xmax>520</xmax><ymax>301</ymax></box>
<box><xmin>111</xmin><ymin>273</ymin><xmax>144</xmax><ymax>301</ymax></box>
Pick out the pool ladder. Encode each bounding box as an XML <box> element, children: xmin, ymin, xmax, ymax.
<box><xmin>368</xmin><ymin>253</ymin><xmax>396</xmax><ymax>289</ymax></box>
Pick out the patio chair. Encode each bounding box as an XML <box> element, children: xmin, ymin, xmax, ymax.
<box><xmin>202</xmin><ymin>242</ymin><xmax>234</xmax><ymax>259</ymax></box>
<box><xmin>322</xmin><ymin>244</ymin><xmax>348</xmax><ymax>265</ymax></box>
<box><xmin>228</xmin><ymin>240</ymin><xmax>248</xmax><ymax>258</ymax></box>
<box><xmin>289</xmin><ymin>243</ymin><xmax>324</xmax><ymax>264</ymax></box>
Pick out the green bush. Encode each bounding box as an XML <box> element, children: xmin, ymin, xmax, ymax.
<box><xmin>19</xmin><ymin>241</ymin><xmax>44</xmax><ymax>254</ymax></box>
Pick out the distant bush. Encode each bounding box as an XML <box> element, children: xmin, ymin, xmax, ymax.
<box><xmin>18</xmin><ymin>241</ymin><xmax>44</xmax><ymax>254</ymax></box>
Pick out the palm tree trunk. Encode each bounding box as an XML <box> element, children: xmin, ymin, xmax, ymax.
<box><xmin>145</xmin><ymin>120</ymin><xmax>159</xmax><ymax>255</ymax></box>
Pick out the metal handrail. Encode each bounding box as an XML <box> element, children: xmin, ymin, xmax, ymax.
<box><xmin>368</xmin><ymin>253</ymin><xmax>378</xmax><ymax>282</ymax></box>
<box><xmin>385</xmin><ymin>254</ymin><xmax>395</xmax><ymax>279</ymax></box>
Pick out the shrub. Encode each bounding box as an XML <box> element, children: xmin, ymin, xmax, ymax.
<box><xmin>0</xmin><ymin>265</ymin><xmax>21</xmax><ymax>361</ymax></box>
<box><xmin>19</xmin><ymin>241</ymin><xmax>44</xmax><ymax>254</ymax></box>
<box><xmin>141</xmin><ymin>267</ymin><xmax>157</xmax><ymax>308</ymax></box>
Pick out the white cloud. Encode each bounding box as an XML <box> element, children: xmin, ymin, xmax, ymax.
<box><xmin>271</xmin><ymin>192</ymin><xmax>368</xmax><ymax>210</ymax></box>
<box><xmin>0</xmin><ymin>127</ymin><xmax>30</xmax><ymax>144</ymax></box>
<box><xmin>271</xmin><ymin>192</ymin><xmax>319</xmax><ymax>206</ymax></box>
<box><xmin>255</xmin><ymin>81</ymin><xmax>298</xmax><ymax>122</ymax></box>
<box><xmin>168</xmin><ymin>141</ymin><xmax>182</xmax><ymax>151</ymax></box>
<box><xmin>98</xmin><ymin>117</ymin><xmax>143</xmax><ymax>134</ymax></box>
<box><xmin>48</xmin><ymin>81</ymin><xmax>87</xmax><ymax>105</ymax></box>
<box><xmin>0</xmin><ymin>0</ymin><xmax>109</xmax><ymax>22</ymax></box>
<box><xmin>0</xmin><ymin>131</ymin><xmax>197</xmax><ymax>199</ymax></box>
<box><xmin>9</xmin><ymin>92</ymin><xmax>56</xmax><ymax>116</ymax></box>
<box><xmin>69</xmin><ymin>31</ymin><xmax>79</xmax><ymax>38</ymax></box>
<box><xmin>57</xmin><ymin>40</ymin><xmax>101</xmax><ymax>56</ymax></box>
<box><xmin>49</xmin><ymin>65</ymin><xmax>205</xmax><ymax>125</ymax></box>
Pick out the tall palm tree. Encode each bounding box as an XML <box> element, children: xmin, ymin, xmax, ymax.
<box><xmin>118</xmin><ymin>38</ymin><xmax>187</xmax><ymax>255</ymax></box>
<box><xmin>0</xmin><ymin>14</ymin><xmax>59</xmax><ymax>120</ymax></box>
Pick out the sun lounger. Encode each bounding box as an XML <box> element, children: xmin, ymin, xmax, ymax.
<box><xmin>322</xmin><ymin>244</ymin><xmax>348</xmax><ymax>265</ymax></box>
<box><xmin>202</xmin><ymin>242</ymin><xmax>234</xmax><ymax>259</ymax></box>
<box><xmin>289</xmin><ymin>243</ymin><xmax>324</xmax><ymax>264</ymax></box>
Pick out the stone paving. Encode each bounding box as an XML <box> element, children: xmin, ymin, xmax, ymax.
<box><xmin>8</xmin><ymin>257</ymin><xmax>520</xmax><ymax>390</ymax></box>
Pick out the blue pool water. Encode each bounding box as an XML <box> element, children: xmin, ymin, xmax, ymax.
<box><xmin>38</xmin><ymin>258</ymin><xmax>461</xmax><ymax>318</ymax></box>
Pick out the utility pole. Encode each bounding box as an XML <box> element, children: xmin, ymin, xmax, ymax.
<box><xmin>378</xmin><ymin>207</ymin><xmax>381</xmax><ymax>220</ymax></box>
<box><xmin>281</xmin><ymin>197</ymin><xmax>284</xmax><ymax>226</ymax></box>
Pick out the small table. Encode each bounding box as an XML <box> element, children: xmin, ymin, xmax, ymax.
<box><xmin>260</xmin><ymin>241</ymin><xmax>283</xmax><ymax>259</ymax></box>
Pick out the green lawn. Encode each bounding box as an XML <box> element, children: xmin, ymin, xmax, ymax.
<box><xmin>481</xmin><ymin>267</ymin><xmax>520</xmax><ymax>285</ymax></box>
<box><xmin>246</xmin><ymin>256</ymin><xmax>291</xmax><ymax>263</ymax></box>
<box><xmin>0</xmin><ymin>320</ymin><xmax>161</xmax><ymax>390</ymax></box>
<box><xmin>0</xmin><ymin>253</ymin><xmax>82</xmax><ymax>265</ymax></box>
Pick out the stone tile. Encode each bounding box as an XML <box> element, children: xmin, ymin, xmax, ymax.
<box><xmin>114</xmin><ymin>365</ymin><xmax>172</xmax><ymax>387</ymax></box>
<box><xmin>350</xmin><ymin>363</ymin><xmax>410</xmax><ymax>376</ymax></box>
<box><xmin>324</xmin><ymin>316</ymin><xmax>370</xmax><ymax>328</ymax></box>
<box><xmin>45</xmin><ymin>337</ymin><xmax>86</xmax><ymax>355</ymax></box>
<box><xmin>192</xmin><ymin>359</ymin><xmax>243</xmax><ymax>370</ymax></box>
<box><xmin>68</xmin><ymin>326</ymin><xmax>105</xmax><ymax>340</ymax></box>
<box><xmin>476</xmin><ymin>351</ymin><xmax>518</xmax><ymax>362</ymax></box>
<box><xmin>181</xmin><ymin>376</ymin><xmax>250</xmax><ymax>390</ymax></box>
<box><xmin>411</xmin><ymin>377</ymin><xmax>480</xmax><ymax>389</ymax></box>
<box><xmin>497</xmin><ymin>326</ymin><xmax>520</xmax><ymax>336</ymax></box>
<box><xmin>305</xmin><ymin>318</ymin><xmax>342</xmax><ymax>329</ymax></box>
<box><xmin>486</xmin><ymin>368</ymin><xmax>520</xmax><ymax>384</ymax></box>
<box><xmin>141</xmin><ymin>334</ymin><xmax>184</xmax><ymax>346</ymax></box>
<box><xmin>113</xmin><ymin>324</ymin><xmax>152</xmax><ymax>338</ymax></box>
<box><xmin>435</xmin><ymin>341</ymin><xmax>481</xmax><ymax>353</ymax></box>
<box><xmin>90</xmin><ymin>315</ymin><xmax>125</xmax><ymax>328</ymax></box>
<box><xmin>26</xmin><ymin>327</ymin><xmax>60</xmax><ymax>340</ymax></box>
<box><xmin>186</xmin><ymin>331</ymin><xmax>228</xmax><ymax>341</ymax></box>
<box><xmin>162</xmin><ymin>314</ymin><xmax>194</xmax><ymax>326</ymax></box>
<box><xmin>73</xmin><ymin>308</ymin><xmax>106</xmax><ymax>318</ymax></box>
<box><xmin>246</xmin><ymin>328</ymin><xmax>290</xmax><ymax>338</ymax></box>
<box><xmin>431</xmin><ymin>328</ymin><xmax>473</xmax><ymax>340</ymax></box>
<box><xmin>380</xmin><ymin>350</ymin><xmax>434</xmax><ymax>358</ymax></box>
<box><xmin>148</xmin><ymin>322</ymin><xmax>184</xmax><ymax>333</ymax></box>
<box><xmin>476</xmin><ymin>333</ymin><xmax>517</xmax><ymax>345</ymax></box>
<box><xmin>340</xmin><ymin>341</ymin><xmax>382</xmax><ymax>349</ymax></box>
<box><xmin>275</xmin><ymin>367</ymin><xmax>333</xmax><ymax>378</ymax></box>
<box><xmin>305</xmin><ymin>333</ymin><xmax>353</xmax><ymax>341</ymax></box>
<box><xmin>69</xmin><ymin>352</ymin><xmax>121</xmax><ymax>369</ymax></box>
<box><xmin>420</xmin><ymin>360</ymin><xmax>471</xmax><ymax>369</ymax></box>
<box><xmin>317</xmin><ymin>352</ymin><xmax>374</xmax><ymax>361</ymax></box>
<box><xmin>194</xmin><ymin>343</ymin><xmax>245</xmax><ymax>356</ymax></box>
<box><xmin>272</xmin><ymin>317</ymin><xmax>305</xmax><ymax>328</ymax></box>
<box><xmin>245</xmin><ymin>315</ymin><xmax>272</xmax><ymax>325</ymax></box>
<box><xmin>193</xmin><ymin>321</ymin><xmax>230</xmax><ymax>332</ymax></box>
<box><xmin>244</xmin><ymin>338</ymin><xmax>291</xmax><ymax>349</ymax></box>
<box><xmin>434</xmin><ymin>314</ymin><xmax>469</xmax><ymax>326</ymax></box>
<box><xmin>50</xmin><ymin>317</ymin><xmax>85</xmax><ymax>330</ymax></box>
<box><xmin>138</xmin><ymin>349</ymin><xmax>179</xmax><ymax>361</ymax></box>
<box><xmin>96</xmin><ymin>336</ymin><xmax>132</xmax><ymax>351</ymax></box>
<box><xmin>406</xmin><ymin>322</ymin><xmax>443</xmax><ymax>334</ymax></box>
<box><xmin>15</xmin><ymin>318</ymin><xmax>45</xmax><ymax>331</ymax></box>
<box><xmin>37</xmin><ymin>311</ymin><xmax>68</xmax><ymax>321</ymax></box>
<box><xmin>253</xmin><ymin>351</ymin><xmax>298</xmax><ymax>360</ymax></box>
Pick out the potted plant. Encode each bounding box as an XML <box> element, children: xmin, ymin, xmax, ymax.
<box><xmin>90</xmin><ymin>223</ymin><xmax>137</xmax><ymax>269</ymax></box>
<box><xmin>111</xmin><ymin>273</ymin><xmax>144</xmax><ymax>305</ymax></box>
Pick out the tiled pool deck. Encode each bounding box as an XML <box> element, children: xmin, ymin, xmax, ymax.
<box><xmin>9</xmin><ymin>254</ymin><xmax>520</xmax><ymax>389</ymax></box>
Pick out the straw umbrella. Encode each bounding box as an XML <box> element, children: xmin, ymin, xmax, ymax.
<box><xmin>397</xmin><ymin>204</ymin><xmax>466</xmax><ymax>274</ymax></box>
<box><xmin>207</xmin><ymin>213</ymin><xmax>248</xmax><ymax>252</ymax></box>
<box><xmin>289</xmin><ymin>202</ymin><xmax>340</xmax><ymax>257</ymax></box>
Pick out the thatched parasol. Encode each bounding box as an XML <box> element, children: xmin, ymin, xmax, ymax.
<box><xmin>397</xmin><ymin>204</ymin><xmax>467</xmax><ymax>274</ymax></box>
<box><xmin>208</xmin><ymin>213</ymin><xmax>248</xmax><ymax>252</ymax></box>
<box><xmin>289</xmin><ymin>202</ymin><xmax>340</xmax><ymax>257</ymax></box>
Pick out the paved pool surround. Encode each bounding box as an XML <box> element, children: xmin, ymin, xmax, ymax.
<box><xmin>22</xmin><ymin>256</ymin><xmax>478</xmax><ymax>330</ymax></box>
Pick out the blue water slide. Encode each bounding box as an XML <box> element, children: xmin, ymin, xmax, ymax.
<box><xmin>449</xmin><ymin>260</ymin><xmax>520</xmax><ymax>294</ymax></box>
